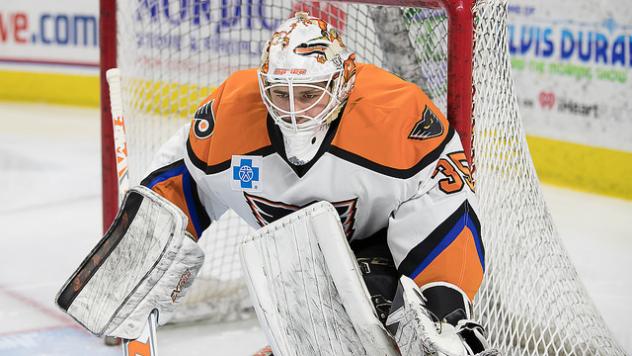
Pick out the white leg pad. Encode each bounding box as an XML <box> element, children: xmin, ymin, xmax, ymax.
<box><xmin>240</xmin><ymin>201</ymin><xmax>399</xmax><ymax>356</ymax></box>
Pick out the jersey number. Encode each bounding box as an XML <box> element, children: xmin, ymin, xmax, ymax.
<box><xmin>431</xmin><ymin>152</ymin><xmax>475</xmax><ymax>194</ymax></box>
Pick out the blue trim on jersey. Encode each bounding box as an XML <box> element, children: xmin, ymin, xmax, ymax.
<box><xmin>468</xmin><ymin>215</ymin><xmax>485</xmax><ymax>271</ymax></box>
<box><xmin>181</xmin><ymin>169</ymin><xmax>203</xmax><ymax>237</ymax></box>
<box><xmin>144</xmin><ymin>163</ymin><xmax>203</xmax><ymax>237</ymax></box>
<box><xmin>410</xmin><ymin>210</ymin><xmax>484</xmax><ymax>279</ymax></box>
<box><xmin>144</xmin><ymin>164</ymin><xmax>186</xmax><ymax>189</ymax></box>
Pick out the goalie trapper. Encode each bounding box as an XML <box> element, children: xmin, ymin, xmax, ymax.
<box><xmin>386</xmin><ymin>276</ymin><xmax>498</xmax><ymax>356</ymax></box>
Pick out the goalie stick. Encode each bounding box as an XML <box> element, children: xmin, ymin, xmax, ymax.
<box><xmin>106</xmin><ymin>68</ymin><xmax>158</xmax><ymax>356</ymax></box>
<box><xmin>106</xmin><ymin>68</ymin><xmax>130</xmax><ymax>203</ymax></box>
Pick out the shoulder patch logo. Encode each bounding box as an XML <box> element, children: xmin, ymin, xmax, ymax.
<box><xmin>408</xmin><ymin>106</ymin><xmax>444</xmax><ymax>140</ymax></box>
<box><xmin>244</xmin><ymin>193</ymin><xmax>358</xmax><ymax>239</ymax></box>
<box><xmin>193</xmin><ymin>100</ymin><xmax>215</xmax><ymax>139</ymax></box>
<box><xmin>231</xmin><ymin>156</ymin><xmax>263</xmax><ymax>192</ymax></box>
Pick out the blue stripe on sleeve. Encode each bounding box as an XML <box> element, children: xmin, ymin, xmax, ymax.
<box><xmin>144</xmin><ymin>164</ymin><xmax>187</xmax><ymax>189</ymax></box>
<box><xmin>181</xmin><ymin>169</ymin><xmax>203</xmax><ymax>237</ymax></box>
<box><xmin>410</xmin><ymin>210</ymin><xmax>484</xmax><ymax>279</ymax></box>
<box><xmin>466</xmin><ymin>215</ymin><xmax>485</xmax><ymax>271</ymax></box>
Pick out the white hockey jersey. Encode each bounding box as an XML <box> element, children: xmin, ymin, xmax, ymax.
<box><xmin>142</xmin><ymin>64</ymin><xmax>484</xmax><ymax>302</ymax></box>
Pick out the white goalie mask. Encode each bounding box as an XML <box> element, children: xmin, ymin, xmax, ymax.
<box><xmin>258</xmin><ymin>12</ymin><xmax>356</xmax><ymax>165</ymax></box>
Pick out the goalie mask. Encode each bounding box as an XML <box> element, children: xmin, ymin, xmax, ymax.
<box><xmin>258</xmin><ymin>12</ymin><xmax>356</xmax><ymax>165</ymax></box>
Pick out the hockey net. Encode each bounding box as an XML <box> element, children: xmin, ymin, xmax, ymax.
<box><xmin>101</xmin><ymin>0</ymin><xmax>626</xmax><ymax>354</ymax></box>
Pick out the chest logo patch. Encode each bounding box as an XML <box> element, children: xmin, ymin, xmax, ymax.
<box><xmin>231</xmin><ymin>156</ymin><xmax>262</xmax><ymax>192</ymax></box>
<box><xmin>408</xmin><ymin>105</ymin><xmax>444</xmax><ymax>140</ymax></box>
<box><xmin>244</xmin><ymin>192</ymin><xmax>358</xmax><ymax>239</ymax></box>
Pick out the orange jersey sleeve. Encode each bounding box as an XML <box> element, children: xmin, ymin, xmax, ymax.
<box><xmin>140</xmin><ymin>160</ymin><xmax>210</xmax><ymax>240</ymax></box>
<box><xmin>328</xmin><ymin>65</ymin><xmax>483</xmax><ymax>301</ymax></box>
<box><xmin>387</xmin><ymin>132</ymin><xmax>484</xmax><ymax>302</ymax></box>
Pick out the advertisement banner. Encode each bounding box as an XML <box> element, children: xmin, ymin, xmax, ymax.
<box><xmin>119</xmin><ymin>0</ymin><xmax>384</xmax><ymax>88</ymax></box>
<box><xmin>0</xmin><ymin>0</ymin><xmax>98</xmax><ymax>72</ymax></box>
<box><xmin>508</xmin><ymin>0</ymin><xmax>632</xmax><ymax>152</ymax></box>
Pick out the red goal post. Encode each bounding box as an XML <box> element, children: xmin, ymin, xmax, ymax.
<box><xmin>100</xmin><ymin>0</ymin><xmax>118</xmax><ymax>232</ymax></box>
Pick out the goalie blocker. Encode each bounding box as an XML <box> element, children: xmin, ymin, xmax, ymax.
<box><xmin>55</xmin><ymin>186</ymin><xmax>204</xmax><ymax>340</ymax></box>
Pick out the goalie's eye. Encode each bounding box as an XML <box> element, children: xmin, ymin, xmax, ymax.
<box><xmin>271</xmin><ymin>90</ymin><xmax>290</xmax><ymax>100</ymax></box>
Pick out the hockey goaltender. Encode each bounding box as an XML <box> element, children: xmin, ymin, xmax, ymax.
<box><xmin>56</xmin><ymin>11</ymin><xmax>498</xmax><ymax>356</ymax></box>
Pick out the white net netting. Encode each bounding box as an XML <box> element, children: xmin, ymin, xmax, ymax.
<box><xmin>470</xmin><ymin>1</ymin><xmax>626</xmax><ymax>355</ymax></box>
<box><xmin>112</xmin><ymin>0</ymin><xmax>626</xmax><ymax>354</ymax></box>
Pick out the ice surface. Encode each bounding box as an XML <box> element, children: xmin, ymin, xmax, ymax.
<box><xmin>0</xmin><ymin>102</ymin><xmax>629</xmax><ymax>355</ymax></box>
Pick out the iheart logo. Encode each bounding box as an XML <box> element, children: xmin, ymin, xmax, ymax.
<box><xmin>539</xmin><ymin>91</ymin><xmax>556</xmax><ymax>109</ymax></box>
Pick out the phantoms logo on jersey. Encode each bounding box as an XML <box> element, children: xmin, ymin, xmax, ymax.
<box><xmin>408</xmin><ymin>106</ymin><xmax>444</xmax><ymax>140</ymax></box>
<box><xmin>244</xmin><ymin>193</ymin><xmax>358</xmax><ymax>239</ymax></box>
<box><xmin>193</xmin><ymin>100</ymin><xmax>215</xmax><ymax>139</ymax></box>
<box><xmin>231</xmin><ymin>156</ymin><xmax>263</xmax><ymax>192</ymax></box>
